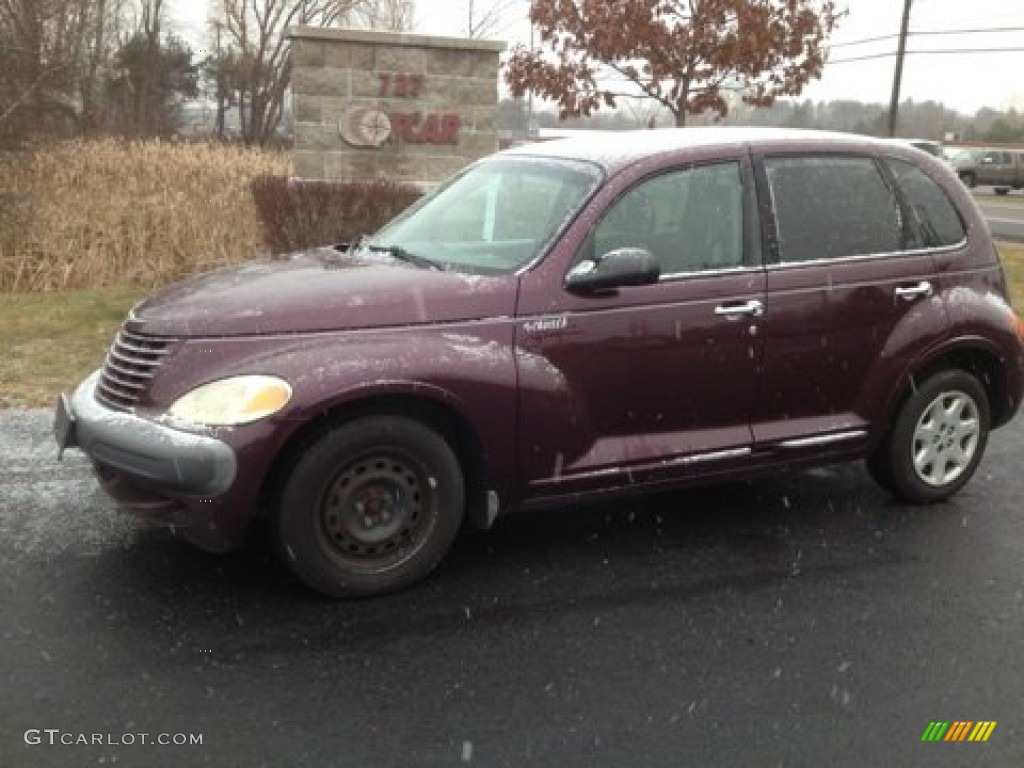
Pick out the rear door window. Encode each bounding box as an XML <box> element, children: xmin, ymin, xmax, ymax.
<box><xmin>885</xmin><ymin>159</ymin><xmax>966</xmax><ymax>247</ymax></box>
<box><xmin>764</xmin><ymin>156</ymin><xmax>903</xmax><ymax>263</ymax></box>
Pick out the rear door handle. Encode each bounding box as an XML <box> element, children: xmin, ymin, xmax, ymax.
<box><xmin>895</xmin><ymin>281</ymin><xmax>933</xmax><ymax>300</ymax></box>
<box><xmin>714</xmin><ymin>300</ymin><xmax>764</xmax><ymax>317</ymax></box>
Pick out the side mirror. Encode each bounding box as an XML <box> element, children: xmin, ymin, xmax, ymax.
<box><xmin>565</xmin><ymin>248</ymin><xmax>660</xmax><ymax>294</ymax></box>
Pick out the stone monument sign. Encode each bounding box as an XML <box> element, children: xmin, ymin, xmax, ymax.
<box><xmin>289</xmin><ymin>26</ymin><xmax>506</xmax><ymax>186</ymax></box>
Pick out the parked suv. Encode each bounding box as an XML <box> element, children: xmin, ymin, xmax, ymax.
<box><xmin>954</xmin><ymin>147</ymin><xmax>1024</xmax><ymax>194</ymax></box>
<box><xmin>56</xmin><ymin>128</ymin><xmax>1024</xmax><ymax>597</ymax></box>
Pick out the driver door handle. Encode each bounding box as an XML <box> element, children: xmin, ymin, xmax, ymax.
<box><xmin>715</xmin><ymin>299</ymin><xmax>764</xmax><ymax>318</ymax></box>
<box><xmin>895</xmin><ymin>281</ymin><xmax>934</xmax><ymax>301</ymax></box>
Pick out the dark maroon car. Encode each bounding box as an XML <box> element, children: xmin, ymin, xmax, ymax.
<box><xmin>55</xmin><ymin>128</ymin><xmax>1024</xmax><ymax>597</ymax></box>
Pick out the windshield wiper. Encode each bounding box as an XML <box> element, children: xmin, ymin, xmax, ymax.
<box><xmin>365</xmin><ymin>243</ymin><xmax>443</xmax><ymax>271</ymax></box>
<box><xmin>345</xmin><ymin>235</ymin><xmax>367</xmax><ymax>257</ymax></box>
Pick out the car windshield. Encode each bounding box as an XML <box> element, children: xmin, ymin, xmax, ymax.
<box><xmin>368</xmin><ymin>155</ymin><xmax>602</xmax><ymax>274</ymax></box>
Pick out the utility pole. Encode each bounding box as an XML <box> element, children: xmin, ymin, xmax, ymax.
<box><xmin>887</xmin><ymin>0</ymin><xmax>913</xmax><ymax>137</ymax></box>
<box><xmin>527</xmin><ymin>0</ymin><xmax>536</xmax><ymax>139</ymax></box>
<box><xmin>212</xmin><ymin>20</ymin><xmax>226</xmax><ymax>138</ymax></box>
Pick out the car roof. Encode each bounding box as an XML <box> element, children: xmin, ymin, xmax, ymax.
<box><xmin>501</xmin><ymin>126</ymin><xmax>897</xmax><ymax>174</ymax></box>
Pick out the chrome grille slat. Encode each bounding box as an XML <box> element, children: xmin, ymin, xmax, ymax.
<box><xmin>98</xmin><ymin>382</ymin><xmax>135</xmax><ymax>404</ymax></box>
<box><xmin>114</xmin><ymin>340</ymin><xmax>172</xmax><ymax>356</ymax></box>
<box><xmin>97</xmin><ymin>381</ymin><xmax>136</xmax><ymax>408</ymax></box>
<box><xmin>95</xmin><ymin>328</ymin><xmax>178</xmax><ymax>411</ymax></box>
<box><xmin>101</xmin><ymin>370</ymin><xmax>147</xmax><ymax>390</ymax></box>
<box><xmin>104</xmin><ymin>357</ymin><xmax>156</xmax><ymax>379</ymax></box>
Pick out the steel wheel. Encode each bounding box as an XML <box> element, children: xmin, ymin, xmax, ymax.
<box><xmin>276</xmin><ymin>415</ymin><xmax>464</xmax><ymax>598</ymax></box>
<box><xmin>318</xmin><ymin>451</ymin><xmax>428</xmax><ymax>570</ymax></box>
<box><xmin>911</xmin><ymin>390</ymin><xmax>980</xmax><ymax>487</ymax></box>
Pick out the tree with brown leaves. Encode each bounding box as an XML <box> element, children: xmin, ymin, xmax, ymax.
<box><xmin>505</xmin><ymin>0</ymin><xmax>843</xmax><ymax>127</ymax></box>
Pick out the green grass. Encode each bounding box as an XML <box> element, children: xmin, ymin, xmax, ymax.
<box><xmin>1002</xmin><ymin>243</ymin><xmax>1024</xmax><ymax>312</ymax></box>
<box><xmin>1</xmin><ymin>246</ymin><xmax>1022</xmax><ymax>409</ymax></box>
<box><xmin>0</xmin><ymin>288</ymin><xmax>145</xmax><ymax>408</ymax></box>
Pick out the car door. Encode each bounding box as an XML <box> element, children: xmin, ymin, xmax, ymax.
<box><xmin>515</xmin><ymin>158</ymin><xmax>766</xmax><ymax>499</ymax></box>
<box><xmin>994</xmin><ymin>151</ymin><xmax>1012</xmax><ymax>186</ymax></box>
<box><xmin>982</xmin><ymin>150</ymin><xmax>1011</xmax><ymax>186</ymax></box>
<box><xmin>749</xmin><ymin>152</ymin><xmax>945</xmax><ymax>453</ymax></box>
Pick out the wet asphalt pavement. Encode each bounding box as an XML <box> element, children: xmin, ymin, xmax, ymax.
<box><xmin>1</xmin><ymin>409</ymin><xmax>1022</xmax><ymax>767</ymax></box>
<box><xmin>978</xmin><ymin>193</ymin><xmax>1024</xmax><ymax>242</ymax></box>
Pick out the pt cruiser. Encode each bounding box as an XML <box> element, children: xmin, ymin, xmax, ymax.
<box><xmin>56</xmin><ymin>128</ymin><xmax>1024</xmax><ymax>597</ymax></box>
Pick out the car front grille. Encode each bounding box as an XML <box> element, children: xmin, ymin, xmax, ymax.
<box><xmin>96</xmin><ymin>329</ymin><xmax>177</xmax><ymax>411</ymax></box>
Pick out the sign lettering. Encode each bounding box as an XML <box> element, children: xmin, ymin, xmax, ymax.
<box><xmin>340</xmin><ymin>71</ymin><xmax>463</xmax><ymax>147</ymax></box>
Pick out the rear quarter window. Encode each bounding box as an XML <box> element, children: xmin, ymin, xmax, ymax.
<box><xmin>885</xmin><ymin>158</ymin><xmax>966</xmax><ymax>247</ymax></box>
<box><xmin>765</xmin><ymin>155</ymin><xmax>903</xmax><ymax>262</ymax></box>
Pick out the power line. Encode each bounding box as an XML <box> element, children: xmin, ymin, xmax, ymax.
<box><xmin>590</xmin><ymin>43</ymin><xmax>1024</xmax><ymax>82</ymax></box>
<box><xmin>831</xmin><ymin>47</ymin><xmax>1024</xmax><ymax>65</ymax></box>
<box><xmin>591</xmin><ymin>44</ymin><xmax>1024</xmax><ymax>78</ymax></box>
<box><xmin>829</xmin><ymin>33</ymin><xmax>901</xmax><ymax>49</ymax></box>
<box><xmin>915</xmin><ymin>25</ymin><xmax>1024</xmax><ymax>37</ymax></box>
<box><xmin>829</xmin><ymin>26</ymin><xmax>1024</xmax><ymax>49</ymax></box>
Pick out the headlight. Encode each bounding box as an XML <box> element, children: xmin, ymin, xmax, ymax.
<box><xmin>168</xmin><ymin>375</ymin><xmax>292</xmax><ymax>426</ymax></box>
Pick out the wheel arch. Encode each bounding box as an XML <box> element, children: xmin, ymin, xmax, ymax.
<box><xmin>885</xmin><ymin>340</ymin><xmax>1013</xmax><ymax>436</ymax></box>
<box><xmin>260</xmin><ymin>389</ymin><xmax>496</xmax><ymax>530</ymax></box>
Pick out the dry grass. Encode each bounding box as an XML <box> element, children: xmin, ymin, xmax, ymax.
<box><xmin>0</xmin><ymin>139</ymin><xmax>290</xmax><ymax>292</ymax></box>
<box><xmin>1001</xmin><ymin>242</ymin><xmax>1024</xmax><ymax>312</ymax></box>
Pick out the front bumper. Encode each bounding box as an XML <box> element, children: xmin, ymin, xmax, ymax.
<box><xmin>57</xmin><ymin>370</ymin><xmax>249</xmax><ymax>551</ymax></box>
<box><xmin>60</xmin><ymin>370</ymin><xmax>237</xmax><ymax>494</ymax></box>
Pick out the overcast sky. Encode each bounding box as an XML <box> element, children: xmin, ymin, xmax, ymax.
<box><xmin>168</xmin><ymin>0</ymin><xmax>1024</xmax><ymax>114</ymax></box>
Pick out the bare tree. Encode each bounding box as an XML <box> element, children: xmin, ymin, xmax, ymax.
<box><xmin>215</xmin><ymin>0</ymin><xmax>366</xmax><ymax>145</ymax></box>
<box><xmin>354</xmin><ymin>0</ymin><xmax>414</xmax><ymax>31</ymax></box>
<box><xmin>203</xmin><ymin>18</ymin><xmax>239</xmax><ymax>138</ymax></box>
<box><xmin>464</xmin><ymin>0</ymin><xmax>520</xmax><ymax>39</ymax></box>
<box><xmin>0</xmin><ymin>0</ymin><xmax>130</xmax><ymax>140</ymax></box>
<box><xmin>82</xmin><ymin>0</ymin><xmax>130</xmax><ymax>130</ymax></box>
<box><xmin>106</xmin><ymin>0</ymin><xmax>198</xmax><ymax>136</ymax></box>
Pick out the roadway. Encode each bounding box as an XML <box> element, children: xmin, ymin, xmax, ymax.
<box><xmin>976</xmin><ymin>190</ymin><xmax>1024</xmax><ymax>241</ymax></box>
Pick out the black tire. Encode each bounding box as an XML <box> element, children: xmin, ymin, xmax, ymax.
<box><xmin>960</xmin><ymin>172</ymin><xmax>976</xmax><ymax>189</ymax></box>
<box><xmin>275</xmin><ymin>415</ymin><xmax>464</xmax><ymax>598</ymax></box>
<box><xmin>871</xmin><ymin>370</ymin><xmax>990</xmax><ymax>504</ymax></box>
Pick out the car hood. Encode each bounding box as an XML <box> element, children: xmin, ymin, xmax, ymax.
<box><xmin>126</xmin><ymin>247</ymin><xmax>519</xmax><ymax>337</ymax></box>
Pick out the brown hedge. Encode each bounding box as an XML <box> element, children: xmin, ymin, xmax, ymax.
<box><xmin>251</xmin><ymin>176</ymin><xmax>422</xmax><ymax>255</ymax></box>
